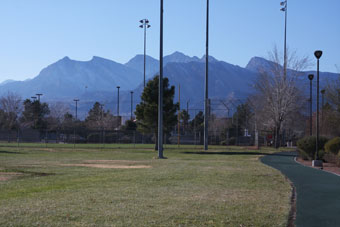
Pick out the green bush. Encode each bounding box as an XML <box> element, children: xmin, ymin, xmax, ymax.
<box><xmin>220</xmin><ymin>140</ymin><xmax>227</xmax><ymax>146</ymax></box>
<box><xmin>297</xmin><ymin>136</ymin><xmax>328</xmax><ymax>159</ymax></box>
<box><xmin>299</xmin><ymin>149</ymin><xmax>310</xmax><ymax>160</ymax></box>
<box><xmin>228</xmin><ymin>137</ymin><xmax>236</xmax><ymax>145</ymax></box>
<box><xmin>324</xmin><ymin>137</ymin><xmax>340</xmax><ymax>155</ymax></box>
<box><xmin>318</xmin><ymin>150</ymin><xmax>325</xmax><ymax>160</ymax></box>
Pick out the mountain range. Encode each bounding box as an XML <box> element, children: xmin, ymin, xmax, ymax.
<box><xmin>0</xmin><ymin>52</ymin><xmax>338</xmax><ymax>118</ymax></box>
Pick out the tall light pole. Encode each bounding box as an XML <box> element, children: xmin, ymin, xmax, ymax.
<box><xmin>73</xmin><ymin>99</ymin><xmax>79</xmax><ymax>147</ymax></box>
<box><xmin>158</xmin><ymin>0</ymin><xmax>164</xmax><ymax>158</ymax></box>
<box><xmin>280</xmin><ymin>0</ymin><xmax>288</xmax><ymax>78</ymax></box>
<box><xmin>36</xmin><ymin>93</ymin><xmax>43</xmax><ymax>102</ymax></box>
<box><xmin>308</xmin><ymin>74</ymin><xmax>314</xmax><ymax>136</ymax></box>
<box><xmin>73</xmin><ymin>99</ymin><xmax>79</xmax><ymax>120</ymax></box>
<box><xmin>321</xmin><ymin>89</ymin><xmax>325</xmax><ymax>135</ymax></box>
<box><xmin>130</xmin><ymin>91</ymin><xmax>134</xmax><ymax>120</ymax></box>
<box><xmin>204</xmin><ymin>0</ymin><xmax>209</xmax><ymax>150</ymax></box>
<box><xmin>116</xmin><ymin>86</ymin><xmax>120</xmax><ymax>116</ymax></box>
<box><xmin>314</xmin><ymin>50</ymin><xmax>322</xmax><ymax>162</ymax></box>
<box><xmin>139</xmin><ymin>19</ymin><xmax>151</xmax><ymax>88</ymax></box>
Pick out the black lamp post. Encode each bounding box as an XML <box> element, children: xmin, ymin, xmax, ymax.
<box><xmin>314</xmin><ymin>50</ymin><xmax>322</xmax><ymax>162</ymax></box>
<box><xmin>321</xmin><ymin>89</ymin><xmax>325</xmax><ymax>135</ymax></box>
<box><xmin>116</xmin><ymin>86</ymin><xmax>120</xmax><ymax>116</ymax></box>
<box><xmin>308</xmin><ymin>74</ymin><xmax>314</xmax><ymax>136</ymax></box>
<box><xmin>139</xmin><ymin>19</ymin><xmax>151</xmax><ymax>88</ymax></box>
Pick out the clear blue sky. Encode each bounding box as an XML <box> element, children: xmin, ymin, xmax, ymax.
<box><xmin>0</xmin><ymin>0</ymin><xmax>339</xmax><ymax>82</ymax></box>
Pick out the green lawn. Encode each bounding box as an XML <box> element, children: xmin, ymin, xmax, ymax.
<box><xmin>0</xmin><ymin>145</ymin><xmax>292</xmax><ymax>226</ymax></box>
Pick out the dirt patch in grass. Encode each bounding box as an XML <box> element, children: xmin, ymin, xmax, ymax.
<box><xmin>61</xmin><ymin>164</ymin><xmax>151</xmax><ymax>169</ymax></box>
<box><xmin>84</xmin><ymin>160</ymin><xmax>141</xmax><ymax>164</ymax></box>
<box><xmin>0</xmin><ymin>172</ymin><xmax>23</xmax><ymax>181</ymax></box>
<box><xmin>61</xmin><ymin>160</ymin><xmax>151</xmax><ymax>169</ymax></box>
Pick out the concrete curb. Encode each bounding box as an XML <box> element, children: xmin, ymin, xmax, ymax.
<box><xmin>294</xmin><ymin>157</ymin><xmax>340</xmax><ymax>177</ymax></box>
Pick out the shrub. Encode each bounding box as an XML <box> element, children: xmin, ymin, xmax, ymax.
<box><xmin>228</xmin><ymin>137</ymin><xmax>236</xmax><ymax>145</ymax></box>
<box><xmin>318</xmin><ymin>150</ymin><xmax>325</xmax><ymax>160</ymax></box>
<box><xmin>297</xmin><ymin>136</ymin><xmax>328</xmax><ymax>159</ymax></box>
<box><xmin>299</xmin><ymin>149</ymin><xmax>310</xmax><ymax>160</ymax></box>
<box><xmin>324</xmin><ymin>137</ymin><xmax>340</xmax><ymax>155</ymax></box>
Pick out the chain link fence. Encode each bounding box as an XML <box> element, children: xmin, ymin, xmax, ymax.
<box><xmin>0</xmin><ymin>127</ymin><xmax>298</xmax><ymax>149</ymax></box>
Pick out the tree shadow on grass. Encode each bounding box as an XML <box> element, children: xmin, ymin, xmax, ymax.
<box><xmin>0</xmin><ymin>150</ymin><xmax>23</xmax><ymax>154</ymax></box>
<box><xmin>181</xmin><ymin>151</ymin><xmax>297</xmax><ymax>157</ymax></box>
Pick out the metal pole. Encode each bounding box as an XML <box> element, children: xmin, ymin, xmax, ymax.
<box><xmin>284</xmin><ymin>0</ymin><xmax>287</xmax><ymax>78</ymax></box>
<box><xmin>130</xmin><ymin>91</ymin><xmax>134</xmax><ymax>120</ymax></box>
<box><xmin>321</xmin><ymin>89</ymin><xmax>325</xmax><ymax>135</ymax></box>
<box><xmin>144</xmin><ymin>22</ymin><xmax>146</xmax><ymax>88</ymax></box>
<box><xmin>158</xmin><ymin>0</ymin><xmax>164</xmax><ymax>158</ymax></box>
<box><xmin>316</xmin><ymin>59</ymin><xmax>320</xmax><ymax>160</ymax></box>
<box><xmin>36</xmin><ymin>94</ymin><xmax>42</xmax><ymax>102</ymax></box>
<box><xmin>187</xmin><ymin>100</ymin><xmax>189</xmax><ymax>114</ymax></box>
<box><xmin>178</xmin><ymin>84</ymin><xmax>180</xmax><ymax>147</ymax></box>
<box><xmin>204</xmin><ymin>0</ymin><xmax>209</xmax><ymax>150</ymax></box>
<box><xmin>73</xmin><ymin>99</ymin><xmax>79</xmax><ymax>148</ymax></box>
<box><xmin>117</xmin><ymin>86</ymin><xmax>120</xmax><ymax>116</ymax></box>
<box><xmin>140</xmin><ymin>19</ymin><xmax>150</xmax><ymax>88</ymax></box>
<box><xmin>194</xmin><ymin>109</ymin><xmax>197</xmax><ymax>147</ymax></box>
<box><xmin>74</xmin><ymin>99</ymin><xmax>79</xmax><ymax>120</ymax></box>
<box><xmin>310</xmin><ymin>80</ymin><xmax>313</xmax><ymax>136</ymax></box>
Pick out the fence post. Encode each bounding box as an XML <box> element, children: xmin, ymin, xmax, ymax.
<box><xmin>17</xmin><ymin>128</ymin><xmax>20</xmax><ymax>148</ymax></box>
<box><xmin>133</xmin><ymin>131</ymin><xmax>136</xmax><ymax>148</ymax></box>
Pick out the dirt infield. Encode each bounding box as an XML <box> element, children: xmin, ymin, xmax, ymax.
<box><xmin>61</xmin><ymin>164</ymin><xmax>151</xmax><ymax>169</ymax></box>
<box><xmin>0</xmin><ymin>172</ymin><xmax>23</xmax><ymax>181</ymax></box>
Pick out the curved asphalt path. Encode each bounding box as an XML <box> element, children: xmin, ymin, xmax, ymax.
<box><xmin>261</xmin><ymin>152</ymin><xmax>340</xmax><ymax>227</ymax></box>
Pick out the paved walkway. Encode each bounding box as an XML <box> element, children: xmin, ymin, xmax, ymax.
<box><xmin>261</xmin><ymin>152</ymin><xmax>340</xmax><ymax>227</ymax></box>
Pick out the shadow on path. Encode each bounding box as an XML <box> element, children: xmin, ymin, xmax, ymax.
<box><xmin>181</xmin><ymin>151</ymin><xmax>296</xmax><ymax>157</ymax></box>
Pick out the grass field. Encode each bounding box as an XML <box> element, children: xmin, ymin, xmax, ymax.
<box><xmin>0</xmin><ymin>144</ymin><xmax>292</xmax><ymax>226</ymax></box>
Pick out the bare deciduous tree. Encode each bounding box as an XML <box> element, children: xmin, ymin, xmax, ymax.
<box><xmin>252</xmin><ymin>47</ymin><xmax>310</xmax><ymax>147</ymax></box>
<box><xmin>48</xmin><ymin>102</ymin><xmax>70</xmax><ymax>130</ymax></box>
<box><xmin>0</xmin><ymin>92</ymin><xmax>22</xmax><ymax>130</ymax></box>
<box><xmin>325</xmin><ymin>64</ymin><xmax>340</xmax><ymax>110</ymax></box>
